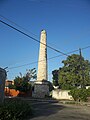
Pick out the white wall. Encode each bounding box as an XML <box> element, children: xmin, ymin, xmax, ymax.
<box><xmin>52</xmin><ymin>89</ymin><xmax>73</xmax><ymax>100</ymax></box>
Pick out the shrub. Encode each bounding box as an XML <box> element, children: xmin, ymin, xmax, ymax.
<box><xmin>69</xmin><ymin>88</ymin><xmax>90</xmax><ymax>102</ymax></box>
<box><xmin>69</xmin><ymin>88</ymin><xmax>80</xmax><ymax>101</ymax></box>
<box><xmin>87</xmin><ymin>87</ymin><xmax>90</xmax><ymax>96</ymax></box>
<box><xmin>0</xmin><ymin>99</ymin><xmax>32</xmax><ymax>120</ymax></box>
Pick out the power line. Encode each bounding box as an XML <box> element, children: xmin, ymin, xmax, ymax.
<box><xmin>1</xmin><ymin>15</ymin><xmax>85</xmax><ymax>57</ymax></box>
<box><xmin>8</xmin><ymin>50</ymin><xmax>78</xmax><ymax>70</ymax></box>
<box><xmin>0</xmin><ymin>15</ymin><xmax>68</xmax><ymax>56</ymax></box>
<box><xmin>0</xmin><ymin>19</ymin><xmax>68</xmax><ymax>56</ymax></box>
<box><xmin>1</xmin><ymin>17</ymin><xmax>90</xmax><ymax>70</ymax></box>
<box><xmin>82</xmin><ymin>46</ymin><xmax>90</xmax><ymax>50</ymax></box>
<box><xmin>0</xmin><ymin>15</ymin><xmax>65</xmax><ymax>66</ymax></box>
<box><xmin>2</xmin><ymin>15</ymin><xmax>88</xmax><ymax>65</ymax></box>
<box><xmin>0</xmin><ymin>14</ymin><xmax>38</xmax><ymax>38</ymax></box>
<box><xmin>8</xmin><ymin>45</ymin><xmax>90</xmax><ymax>70</ymax></box>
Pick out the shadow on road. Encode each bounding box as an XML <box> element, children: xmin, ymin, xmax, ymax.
<box><xmin>31</xmin><ymin>101</ymin><xmax>66</xmax><ymax>119</ymax></box>
<box><xmin>30</xmin><ymin>100</ymin><xmax>90</xmax><ymax>120</ymax></box>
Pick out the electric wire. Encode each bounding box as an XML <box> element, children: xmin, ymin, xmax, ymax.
<box><xmin>0</xmin><ymin>14</ymin><xmax>66</xmax><ymax>56</ymax></box>
<box><xmin>1</xmin><ymin>15</ymin><xmax>89</xmax><ymax>66</ymax></box>
<box><xmin>0</xmin><ymin>19</ymin><xmax>68</xmax><ymax>56</ymax></box>
<box><xmin>0</xmin><ymin>18</ymin><xmax>90</xmax><ymax>70</ymax></box>
<box><xmin>8</xmin><ymin>46</ymin><xmax>90</xmax><ymax>70</ymax></box>
<box><xmin>0</xmin><ymin>14</ymin><xmax>38</xmax><ymax>38</ymax></box>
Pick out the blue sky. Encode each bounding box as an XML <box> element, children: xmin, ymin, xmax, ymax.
<box><xmin>0</xmin><ymin>0</ymin><xmax>90</xmax><ymax>81</ymax></box>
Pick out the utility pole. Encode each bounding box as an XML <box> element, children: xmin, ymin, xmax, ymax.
<box><xmin>79</xmin><ymin>48</ymin><xmax>85</xmax><ymax>89</ymax></box>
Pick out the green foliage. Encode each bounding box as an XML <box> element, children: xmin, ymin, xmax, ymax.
<box><xmin>8</xmin><ymin>84</ymin><xmax>16</xmax><ymax>89</ymax></box>
<box><xmin>0</xmin><ymin>99</ymin><xmax>32</xmax><ymax>120</ymax></box>
<box><xmin>58</xmin><ymin>54</ymin><xmax>90</xmax><ymax>89</ymax></box>
<box><xmin>69</xmin><ymin>88</ymin><xmax>90</xmax><ymax>102</ymax></box>
<box><xmin>25</xmin><ymin>68</ymin><xmax>37</xmax><ymax>80</ymax></box>
<box><xmin>48</xmin><ymin>81</ymin><xmax>54</xmax><ymax>91</ymax></box>
<box><xmin>13</xmin><ymin>68</ymin><xmax>36</xmax><ymax>92</ymax></box>
<box><xmin>87</xmin><ymin>87</ymin><xmax>90</xmax><ymax>96</ymax></box>
<box><xmin>14</xmin><ymin>76</ymin><xmax>31</xmax><ymax>92</ymax></box>
<box><xmin>52</xmin><ymin>70</ymin><xmax>59</xmax><ymax>86</ymax></box>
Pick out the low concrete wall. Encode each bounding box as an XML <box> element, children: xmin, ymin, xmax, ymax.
<box><xmin>52</xmin><ymin>89</ymin><xmax>73</xmax><ymax>100</ymax></box>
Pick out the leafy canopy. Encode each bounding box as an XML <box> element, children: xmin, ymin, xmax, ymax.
<box><xmin>12</xmin><ymin>68</ymin><xmax>36</xmax><ymax>92</ymax></box>
<box><xmin>52</xmin><ymin>70</ymin><xmax>59</xmax><ymax>86</ymax></box>
<box><xmin>58</xmin><ymin>54</ymin><xmax>90</xmax><ymax>89</ymax></box>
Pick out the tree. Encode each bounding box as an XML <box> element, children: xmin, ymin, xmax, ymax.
<box><xmin>58</xmin><ymin>54</ymin><xmax>90</xmax><ymax>90</ymax></box>
<box><xmin>52</xmin><ymin>70</ymin><xmax>59</xmax><ymax>86</ymax></box>
<box><xmin>13</xmin><ymin>68</ymin><xmax>37</xmax><ymax>92</ymax></box>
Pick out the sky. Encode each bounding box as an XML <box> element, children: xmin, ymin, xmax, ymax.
<box><xmin>0</xmin><ymin>0</ymin><xmax>90</xmax><ymax>81</ymax></box>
